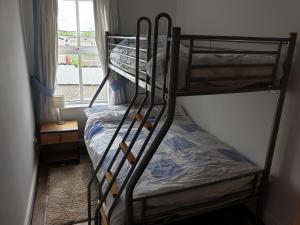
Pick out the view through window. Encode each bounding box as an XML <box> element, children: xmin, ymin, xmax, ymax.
<box><xmin>56</xmin><ymin>0</ymin><xmax>108</xmax><ymax>104</ymax></box>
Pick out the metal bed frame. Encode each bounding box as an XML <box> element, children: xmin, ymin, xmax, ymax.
<box><xmin>87</xmin><ymin>13</ymin><xmax>297</xmax><ymax>225</ymax></box>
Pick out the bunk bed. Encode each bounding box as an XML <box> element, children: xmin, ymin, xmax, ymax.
<box><xmin>86</xmin><ymin>13</ymin><xmax>297</xmax><ymax>225</ymax></box>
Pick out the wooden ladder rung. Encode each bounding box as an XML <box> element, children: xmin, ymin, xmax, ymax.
<box><xmin>135</xmin><ymin>113</ymin><xmax>153</xmax><ymax>130</ymax></box>
<box><xmin>105</xmin><ymin>171</ymin><xmax>119</xmax><ymax>197</ymax></box>
<box><xmin>100</xmin><ymin>204</ymin><xmax>109</xmax><ymax>225</ymax></box>
<box><xmin>120</xmin><ymin>142</ymin><xmax>136</xmax><ymax>164</ymax></box>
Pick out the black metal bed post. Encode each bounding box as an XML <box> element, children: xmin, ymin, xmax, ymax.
<box><xmin>92</xmin><ymin>17</ymin><xmax>152</xmax><ymax>225</ymax></box>
<box><xmin>89</xmin><ymin>31</ymin><xmax>110</xmax><ymax>108</ymax></box>
<box><xmin>161</xmin><ymin>14</ymin><xmax>172</xmax><ymax>100</ymax></box>
<box><xmin>185</xmin><ymin>39</ymin><xmax>194</xmax><ymax>94</ymax></box>
<box><xmin>125</xmin><ymin>26</ymin><xmax>181</xmax><ymax>225</ymax></box>
<box><xmin>256</xmin><ymin>33</ymin><xmax>297</xmax><ymax>221</ymax></box>
<box><xmin>271</xmin><ymin>41</ymin><xmax>283</xmax><ymax>87</ymax></box>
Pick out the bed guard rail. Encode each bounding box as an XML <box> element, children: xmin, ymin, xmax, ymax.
<box><xmin>178</xmin><ymin>33</ymin><xmax>297</xmax><ymax>96</ymax></box>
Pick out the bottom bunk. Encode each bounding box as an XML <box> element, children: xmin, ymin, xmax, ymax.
<box><xmin>84</xmin><ymin>105</ymin><xmax>261</xmax><ymax>225</ymax></box>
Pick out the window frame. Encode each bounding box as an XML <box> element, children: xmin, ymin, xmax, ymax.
<box><xmin>57</xmin><ymin>0</ymin><xmax>108</xmax><ymax>105</ymax></box>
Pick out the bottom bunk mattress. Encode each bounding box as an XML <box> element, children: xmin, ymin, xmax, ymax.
<box><xmin>84</xmin><ymin>105</ymin><xmax>259</xmax><ymax>225</ymax></box>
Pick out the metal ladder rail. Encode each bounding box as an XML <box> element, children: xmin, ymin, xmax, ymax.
<box><xmin>87</xmin><ymin>58</ymin><xmax>138</xmax><ymax>225</ymax></box>
<box><xmin>106</xmin><ymin>13</ymin><xmax>172</xmax><ymax>220</ymax></box>
<box><xmin>94</xmin><ymin>17</ymin><xmax>154</xmax><ymax>225</ymax></box>
<box><xmin>97</xmin><ymin>91</ymin><xmax>151</xmax><ymax>190</ymax></box>
<box><xmin>98</xmin><ymin>17</ymin><xmax>152</xmax><ymax>187</ymax></box>
<box><xmin>107</xmin><ymin>101</ymin><xmax>167</xmax><ymax>219</ymax></box>
<box><xmin>87</xmin><ymin>18</ymin><xmax>151</xmax><ymax>225</ymax></box>
<box><xmin>125</xmin><ymin>26</ymin><xmax>181</xmax><ymax>225</ymax></box>
<box><xmin>97</xmin><ymin>12</ymin><xmax>171</xmax><ymax>193</ymax></box>
<box><xmin>93</xmin><ymin>17</ymin><xmax>152</xmax><ymax>225</ymax></box>
<box><xmin>95</xmin><ymin>92</ymin><xmax>148</xmax><ymax>225</ymax></box>
<box><xmin>96</xmin><ymin>17</ymin><xmax>153</xmax><ymax>193</ymax></box>
<box><xmin>95</xmin><ymin>14</ymin><xmax>172</xmax><ymax>224</ymax></box>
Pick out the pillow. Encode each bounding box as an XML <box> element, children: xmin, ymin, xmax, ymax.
<box><xmin>115</xmin><ymin>35</ymin><xmax>170</xmax><ymax>49</ymax></box>
<box><xmin>85</xmin><ymin>104</ymin><xmax>187</xmax><ymax>122</ymax></box>
<box><xmin>84</xmin><ymin>104</ymin><xmax>132</xmax><ymax>120</ymax></box>
<box><xmin>145</xmin><ymin>44</ymin><xmax>189</xmax><ymax>78</ymax></box>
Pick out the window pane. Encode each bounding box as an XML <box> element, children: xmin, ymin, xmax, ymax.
<box><xmin>57</xmin><ymin>0</ymin><xmax>108</xmax><ymax>104</ymax></box>
<box><xmin>79</xmin><ymin>0</ymin><xmax>96</xmax><ymax>47</ymax></box>
<box><xmin>82</xmin><ymin>54</ymin><xmax>107</xmax><ymax>102</ymax></box>
<box><xmin>58</xmin><ymin>0</ymin><xmax>77</xmax><ymax>47</ymax></box>
<box><xmin>56</xmin><ymin>54</ymin><xmax>80</xmax><ymax>102</ymax></box>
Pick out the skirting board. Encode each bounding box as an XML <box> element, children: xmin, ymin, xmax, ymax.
<box><xmin>24</xmin><ymin>160</ymin><xmax>39</xmax><ymax>225</ymax></box>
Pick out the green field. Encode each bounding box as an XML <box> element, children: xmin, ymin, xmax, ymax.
<box><xmin>59</xmin><ymin>30</ymin><xmax>95</xmax><ymax>37</ymax></box>
<box><xmin>70</xmin><ymin>54</ymin><xmax>99</xmax><ymax>67</ymax></box>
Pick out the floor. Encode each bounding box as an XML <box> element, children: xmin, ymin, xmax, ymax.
<box><xmin>31</xmin><ymin>152</ymin><xmax>259</xmax><ymax>225</ymax></box>
<box><xmin>31</xmin><ymin>153</ymin><xmax>90</xmax><ymax>225</ymax></box>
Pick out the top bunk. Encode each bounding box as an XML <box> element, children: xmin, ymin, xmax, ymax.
<box><xmin>106</xmin><ymin>14</ymin><xmax>297</xmax><ymax>97</ymax></box>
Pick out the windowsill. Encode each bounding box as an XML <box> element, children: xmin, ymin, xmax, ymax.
<box><xmin>63</xmin><ymin>102</ymin><xmax>109</xmax><ymax>109</ymax></box>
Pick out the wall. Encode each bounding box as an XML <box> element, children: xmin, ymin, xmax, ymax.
<box><xmin>175</xmin><ymin>0</ymin><xmax>300</xmax><ymax>225</ymax></box>
<box><xmin>117</xmin><ymin>0</ymin><xmax>177</xmax><ymax>34</ymax></box>
<box><xmin>0</xmin><ymin>0</ymin><xmax>37</xmax><ymax>225</ymax></box>
<box><xmin>61</xmin><ymin>107</ymin><xmax>87</xmax><ymax>138</ymax></box>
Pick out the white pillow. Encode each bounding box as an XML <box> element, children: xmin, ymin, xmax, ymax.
<box><xmin>84</xmin><ymin>105</ymin><xmax>132</xmax><ymax>120</ymax></box>
<box><xmin>85</xmin><ymin>104</ymin><xmax>187</xmax><ymax>122</ymax></box>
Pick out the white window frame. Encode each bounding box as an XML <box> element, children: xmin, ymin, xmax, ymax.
<box><xmin>57</xmin><ymin>0</ymin><xmax>108</xmax><ymax>105</ymax></box>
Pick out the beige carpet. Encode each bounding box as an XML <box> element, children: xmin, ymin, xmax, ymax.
<box><xmin>45</xmin><ymin>162</ymin><xmax>98</xmax><ymax>225</ymax></box>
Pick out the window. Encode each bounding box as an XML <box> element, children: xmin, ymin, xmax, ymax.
<box><xmin>56</xmin><ymin>0</ymin><xmax>108</xmax><ymax>105</ymax></box>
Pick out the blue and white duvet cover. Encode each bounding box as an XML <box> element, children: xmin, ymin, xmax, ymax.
<box><xmin>84</xmin><ymin>105</ymin><xmax>258</xmax><ymax>225</ymax></box>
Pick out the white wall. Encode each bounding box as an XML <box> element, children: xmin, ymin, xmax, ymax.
<box><xmin>0</xmin><ymin>0</ymin><xmax>37</xmax><ymax>225</ymax></box>
<box><xmin>61</xmin><ymin>107</ymin><xmax>87</xmax><ymax>138</ymax></box>
<box><xmin>117</xmin><ymin>0</ymin><xmax>177</xmax><ymax>34</ymax></box>
<box><xmin>175</xmin><ymin>0</ymin><xmax>300</xmax><ymax>225</ymax></box>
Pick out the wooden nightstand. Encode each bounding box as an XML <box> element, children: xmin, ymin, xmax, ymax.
<box><xmin>40</xmin><ymin>121</ymin><xmax>80</xmax><ymax>164</ymax></box>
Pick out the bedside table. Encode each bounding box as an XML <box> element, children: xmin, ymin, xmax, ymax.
<box><xmin>40</xmin><ymin>121</ymin><xmax>80</xmax><ymax>164</ymax></box>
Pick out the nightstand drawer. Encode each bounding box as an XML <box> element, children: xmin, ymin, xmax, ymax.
<box><xmin>41</xmin><ymin>133</ymin><xmax>61</xmax><ymax>144</ymax></box>
<box><xmin>41</xmin><ymin>131</ymin><xmax>79</xmax><ymax>144</ymax></box>
<box><xmin>61</xmin><ymin>131</ymin><xmax>79</xmax><ymax>143</ymax></box>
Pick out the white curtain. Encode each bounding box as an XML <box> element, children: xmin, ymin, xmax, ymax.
<box><xmin>35</xmin><ymin>0</ymin><xmax>58</xmax><ymax>122</ymax></box>
<box><xmin>93</xmin><ymin>0</ymin><xmax>126</xmax><ymax>105</ymax></box>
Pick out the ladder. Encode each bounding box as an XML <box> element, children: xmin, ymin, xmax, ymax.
<box><xmin>88</xmin><ymin>13</ymin><xmax>180</xmax><ymax>225</ymax></box>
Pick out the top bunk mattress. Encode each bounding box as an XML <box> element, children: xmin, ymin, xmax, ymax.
<box><xmin>109</xmin><ymin>38</ymin><xmax>283</xmax><ymax>92</ymax></box>
<box><xmin>84</xmin><ymin>105</ymin><xmax>260</xmax><ymax>225</ymax></box>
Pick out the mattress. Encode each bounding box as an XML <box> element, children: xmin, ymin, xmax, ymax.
<box><xmin>84</xmin><ymin>105</ymin><xmax>259</xmax><ymax>225</ymax></box>
<box><xmin>109</xmin><ymin>39</ymin><xmax>283</xmax><ymax>92</ymax></box>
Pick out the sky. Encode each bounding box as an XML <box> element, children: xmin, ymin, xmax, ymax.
<box><xmin>58</xmin><ymin>0</ymin><xmax>95</xmax><ymax>31</ymax></box>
